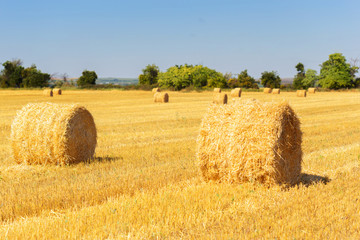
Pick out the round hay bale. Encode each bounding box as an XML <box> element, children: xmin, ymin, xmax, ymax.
<box><xmin>10</xmin><ymin>103</ymin><xmax>97</xmax><ymax>165</ymax></box>
<box><xmin>272</xmin><ymin>89</ymin><xmax>280</xmax><ymax>94</ymax></box>
<box><xmin>213</xmin><ymin>93</ymin><xmax>228</xmax><ymax>104</ymax></box>
<box><xmin>263</xmin><ymin>88</ymin><xmax>272</xmax><ymax>93</ymax></box>
<box><xmin>296</xmin><ymin>90</ymin><xmax>307</xmax><ymax>97</ymax></box>
<box><xmin>197</xmin><ymin>99</ymin><xmax>302</xmax><ymax>186</ymax></box>
<box><xmin>230</xmin><ymin>88</ymin><xmax>242</xmax><ymax>98</ymax></box>
<box><xmin>154</xmin><ymin>92</ymin><xmax>169</xmax><ymax>103</ymax></box>
<box><xmin>43</xmin><ymin>89</ymin><xmax>53</xmax><ymax>97</ymax></box>
<box><xmin>53</xmin><ymin>88</ymin><xmax>62</xmax><ymax>95</ymax></box>
<box><xmin>152</xmin><ymin>88</ymin><xmax>161</xmax><ymax>93</ymax></box>
<box><xmin>213</xmin><ymin>88</ymin><xmax>221</xmax><ymax>93</ymax></box>
<box><xmin>308</xmin><ymin>88</ymin><xmax>316</xmax><ymax>93</ymax></box>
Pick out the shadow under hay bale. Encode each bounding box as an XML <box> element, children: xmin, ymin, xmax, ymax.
<box><xmin>263</xmin><ymin>88</ymin><xmax>272</xmax><ymax>93</ymax></box>
<box><xmin>10</xmin><ymin>102</ymin><xmax>97</xmax><ymax>165</ymax></box>
<box><xmin>154</xmin><ymin>92</ymin><xmax>169</xmax><ymax>103</ymax></box>
<box><xmin>43</xmin><ymin>89</ymin><xmax>53</xmax><ymax>97</ymax></box>
<box><xmin>308</xmin><ymin>88</ymin><xmax>316</xmax><ymax>93</ymax></box>
<box><xmin>230</xmin><ymin>88</ymin><xmax>242</xmax><ymax>98</ymax></box>
<box><xmin>297</xmin><ymin>90</ymin><xmax>307</xmax><ymax>97</ymax></box>
<box><xmin>298</xmin><ymin>173</ymin><xmax>330</xmax><ymax>187</ymax></box>
<box><xmin>272</xmin><ymin>89</ymin><xmax>280</xmax><ymax>94</ymax></box>
<box><xmin>53</xmin><ymin>88</ymin><xmax>62</xmax><ymax>95</ymax></box>
<box><xmin>152</xmin><ymin>88</ymin><xmax>161</xmax><ymax>93</ymax></box>
<box><xmin>197</xmin><ymin>99</ymin><xmax>302</xmax><ymax>186</ymax></box>
<box><xmin>213</xmin><ymin>93</ymin><xmax>227</xmax><ymax>104</ymax></box>
<box><xmin>213</xmin><ymin>88</ymin><xmax>221</xmax><ymax>93</ymax></box>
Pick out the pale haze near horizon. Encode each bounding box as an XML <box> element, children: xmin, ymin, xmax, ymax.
<box><xmin>0</xmin><ymin>0</ymin><xmax>359</xmax><ymax>79</ymax></box>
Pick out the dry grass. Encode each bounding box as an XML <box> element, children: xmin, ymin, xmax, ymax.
<box><xmin>263</xmin><ymin>88</ymin><xmax>272</xmax><ymax>93</ymax></box>
<box><xmin>0</xmin><ymin>90</ymin><xmax>360</xmax><ymax>239</ymax></box>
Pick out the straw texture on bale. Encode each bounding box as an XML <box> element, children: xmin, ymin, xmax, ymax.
<box><xmin>10</xmin><ymin>102</ymin><xmax>97</xmax><ymax>165</ymax></box>
<box><xmin>43</xmin><ymin>89</ymin><xmax>53</xmax><ymax>97</ymax></box>
<box><xmin>197</xmin><ymin>99</ymin><xmax>302</xmax><ymax>186</ymax></box>
<box><xmin>213</xmin><ymin>88</ymin><xmax>221</xmax><ymax>93</ymax></box>
<box><xmin>212</xmin><ymin>93</ymin><xmax>228</xmax><ymax>104</ymax></box>
<box><xmin>263</xmin><ymin>88</ymin><xmax>272</xmax><ymax>93</ymax></box>
<box><xmin>154</xmin><ymin>92</ymin><xmax>169</xmax><ymax>103</ymax></box>
<box><xmin>152</xmin><ymin>88</ymin><xmax>161</xmax><ymax>93</ymax></box>
<box><xmin>272</xmin><ymin>89</ymin><xmax>280</xmax><ymax>94</ymax></box>
<box><xmin>230</xmin><ymin>88</ymin><xmax>242</xmax><ymax>98</ymax></box>
<box><xmin>296</xmin><ymin>90</ymin><xmax>307</xmax><ymax>97</ymax></box>
<box><xmin>53</xmin><ymin>88</ymin><xmax>62</xmax><ymax>95</ymax></box>
<box><xmin>308</xmin><ymin>88</ymin><xmax>316</xmax><ymax>93</ymax></box>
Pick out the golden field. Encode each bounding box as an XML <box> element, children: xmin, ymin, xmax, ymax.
<box><xmin>0</xmin><ymin>89</ymin><xmax>359</xmax><ymax>239</ymax></box>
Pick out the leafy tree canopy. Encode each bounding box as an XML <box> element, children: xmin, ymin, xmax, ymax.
<box><xmin>293</xmin><ymin>62</ymin><xmax>306</xmax><ymax>89</ymax></box>
<box><xmin>302</xmin><ymin>69</ymin><xmax>318</xmax><ymax>88</ymax></box>
<box><xmin>22</xmin><ymin>65</ymin><xmax>50</xmax><ymax>88</ymax></box>
<box><xmin>138</xmin><ymin>64</ymin><xmax>159</xmax><ymax>85</ymax></box>
<box><xmin>260</xmin><ymin>71</ymin><xmax>281</xmax><ymax>88</ymax></box>
<box><xmin>77</xmin><ymin>70</ymin><xmax>98</xmax><ymax>87</ymax></box>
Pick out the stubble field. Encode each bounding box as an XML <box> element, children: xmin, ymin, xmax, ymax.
<box><xmin>0</xmin><ymin>89</ymin><xmax>359</xmax><ymax>239</ymax></box>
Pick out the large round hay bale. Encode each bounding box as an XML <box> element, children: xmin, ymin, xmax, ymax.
<box><xmin>230</xmin><ymin>88</ymin><xmax>242</xmax><ymax>98</ymax></box>
<box><xmin>213</xmin><ymin>93</ymin><xmax>227</xmax><ymax>104</ymax></box>
<box><xmin>213</xmin><ymin>88</ymin><xmax>221</xmax><ymax>93</ymax></box>
<box><xmin>308</xmin><ymin>88</ymin><xmax>316</xmax><ymax>93</ymax></box>
<box><xmin>197</xmin><ymin>99</ymin><xmax>302</xmax><ymax>186</ymax></box>
<box><xmin>272</xmin><ymin>89</ymin><xmax>280</xmax><ymax>94</ymax></box>
<box><xmin>53</xmin><ymin>88</ymin><xmax>62</xmax><ymax>95</ymax></box>
<box><xmin>43</xmin><ymin>89</ymin><xmax>53</xmax><ymax>97</ymax></box>
<box><xmin>10</xmin><ymin>103</ymin><xmax>97</xmax><ymax>165</ymax></box>
<box><xmin>296</xmin><ymin>90</ymin><xmax>307</xmax><ymax>97</ymax></box>
<box><xmin>154</xmin><ymin>92</ymin><xmax>169</xmax><ymax>103</ymax></box>
<box><xmin>263</xmin><ymin>88</ymin><xmax>272</xmax><ymax>93</ymax></box>
<box><xmin>152</xmin><ymin>88</ymin><xmax>161</xmax><ymax>93</ymax></box>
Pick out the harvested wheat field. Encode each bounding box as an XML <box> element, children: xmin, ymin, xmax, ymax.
<box><xmin>0</xmin><ymin>89</ymin><xmax>360</xmax><ymax>239</ymax></box>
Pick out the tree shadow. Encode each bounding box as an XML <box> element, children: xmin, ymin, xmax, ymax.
<box><xmin>298</xmin><ymin>173</ymin><xmax>330</xmax><ymax>187</ymax></box>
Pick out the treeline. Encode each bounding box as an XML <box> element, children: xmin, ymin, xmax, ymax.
<box><xmin>139</xmin><ymin>53</ymin><xmax>360</xmax><ymax>90</ymax></box>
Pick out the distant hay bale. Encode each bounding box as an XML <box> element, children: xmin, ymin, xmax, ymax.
<box><xmin>197</xmin><ymin>99</ymin><xmax>302</xmax><ymax>186</ymax></box>
<box><xmin>264</xmin><ymin>88</ymin><xmax>272</xmax><ymax>93</ymax></box>
<box><xmin>296</xmin><ymin>90</ymin><xmax>307</xmax><ymax>97</ymax></box>
<box><xmin>213</xmin><ymin>93</ymin><xmax>228</xmax><ymax>104</ymax></box>
<box><xmin>152</xmin><ymin>88</ymin><xmax>161</xmax><ymax>93</ymax></box>
<box><xmin>10</xmin><ymin>103</ymin><xmax>97</xmax><ymax>165</ymax></box>
<box><xmin>308</xmin><ymin>88</ymin><xmax>316</xmax><ymax>93</ymax></box>
<box><xmin>154</xmin><ymin>92</ymin><xmax>169</xmax><ymax>103</ymax></box>
<box><xmin>213</xmin><ymin>88</ymin><xmax>221</xmax><ymax>93</ymax></box>
<box><xmin>230</xmin><ymin>88</ymin><xmax>242</xmax><ymax>98</ymax></box>
<box><xmin>43</xmin><ymin>89</ymin><xmax>53</xmax><ymax>97</ymax></box>
<box><xmin>272</xmin><ymin>89</ymin><xmax>280</xmax><ymax>94</ymax></box>
<box><xmin>53</xmin><ymin>88</ymin><xmax>62</xmax><ymax>95</ymax></box>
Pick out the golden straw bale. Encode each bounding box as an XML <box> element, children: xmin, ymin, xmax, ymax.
<box><xmin>197</xmin><ymin>99</ymin><xmax>302</xmax><ymax>186</ymax></box>
<box><xmin>296</xmin><ymin>90</ymin><xmax>307</xmax><ymax>97</ymax></box>
<box><xmin>308</xmin><ymin>88</ymin><xmax>316</xmax><ymax>93</ymax></box>
<box><xmin>154</xmin><ymin>92</ymin><xmax>169</xmax><ymax>103</ymax></box>
<box><xmin>152</xmin><ymin>88</ymin><xmax>161</xmax><ymax>93</ymax></box>
<box><xmin>272</xmin><ymin>89</ymin><xmax>280</xmax><ymax>94</ymax></box>
<box><xmin>263</xmin><ymin>88</ymin><xmax>272</xmax><ymax>93</ymax></box>
<box><xmin>10</xmin><ymin>103</ymin><xmax>97</xmax><ymax>165</ymax></box>
<box><xmin>43</xmin><ymin>89</ymin><xmax>53</xmax><ymax>97</ymax></box>
<box><xmin>213</xmin><ymin>88</ymin><xmax>221</xmax><ymax>93</ymax></box>
<box><xmin>213</xmin><ymin>93</ymin><xmax>228</xmax><ymax>104</ymax></box>
<box><xmin>53</xmin><ymin>88</ymin><xmax>62</xmax><ymax>95</ymax></box>
<box><xmin>230</xmin><ymin>88</ymin><xmax>242</xmax><ymax>98</ymax></box>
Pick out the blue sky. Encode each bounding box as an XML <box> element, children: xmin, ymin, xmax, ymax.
<box><xmin>1</xmin><ymin>0</ymin><xmax>359</xmax><ymax>78</ymax></box>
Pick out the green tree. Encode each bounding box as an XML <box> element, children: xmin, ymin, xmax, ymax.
<box><xmin>319</xmin><ymin>53</ymin><xmax>359</xmax><ymax>89</ymax></box>
<box><xmin>0</xmin><ymin>60</ymin><xmax>24</xmax><ymax>88</ymax></box>
<box><xmin>77</xmin><ymin>70</ymin><xmax>98</xmax><ymax>87</ymax></box>
<box><xmin>237</xmin><ymin>69</ymin><xmax>256</xmax><ymax>88</ymax></box>
<box><xmin>293</xmin><ymin>62</ymin><xmax>305</xmax><ymax>89</ymax></box>
<box><xmin>302</xmin><ymin>69</ymin><xmax>318</xmax><ymax>88</ymax></box>
<box><xmin>138</xmin><ymin>64</ymin><xmax>159</xmax><ymax>85</ymax></box>
<box><xmin>22</xmin><ymin>64</ymin><xmax>50</xmax><ymax>88</ymax></box>
<box><xmin>260</xmin><ymin>71</ymin><xmax>281</xmax><ymax>88</ymax></box>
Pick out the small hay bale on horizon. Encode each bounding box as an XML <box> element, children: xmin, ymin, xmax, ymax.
<box><xmin>230</xmin><ymin>88</ymin><xmax>242</xmax><ymax>98</ymax></box>
<box><xmin>152</xmin><ymin>88</ymin><xmax>161</xmax><ymax>93</ymax></box>
<box><xmin>308</xmin><ymin>88</ymin><xmax>316</xmax><ymax>93</ymax></box>
<box><xmin>213</xmin><ymin>93</ymin><xmax>227</xmax><ymax>104</ymax></box>
<box><xmin>272</xmin><ymin>89</ymin><xmax>280</xmax><ymax>94</ymax></box>
<box><xmin>154</xmin><ymin>92</ymin><xmax>169</xmax><ymax>103</ymax></box>
<box><xmin>43</xmin><ymin>89</ymin><xmax>53</xmax><ymax>97</ymax></box>
<box><xmin>213</xmin><ymin>88</ymin><xmax>221</xmax><ymax>93</ymax></box>
<box><xmin>53</xmin><ymin>88</ymin><xmax>62</xmax><ymax>95</ymax></box>
<box><xmin>197</xmin><ymin>99</ymin><xmax>302</xmax><ymax>186</ymax></box>
<box><xmin>297</xmin><ymin>90</ymin><xmax>307</xmax><ymax>97</ymax></box>
<box><xmin>263</xmin><ymin>88</ymin><xmax>272</xmax><ymax>93</ymax></box>
<box><xmin>10</xmin><ymin>102</ymin><xmax>97</xmax><ymax>165</ymax></box>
